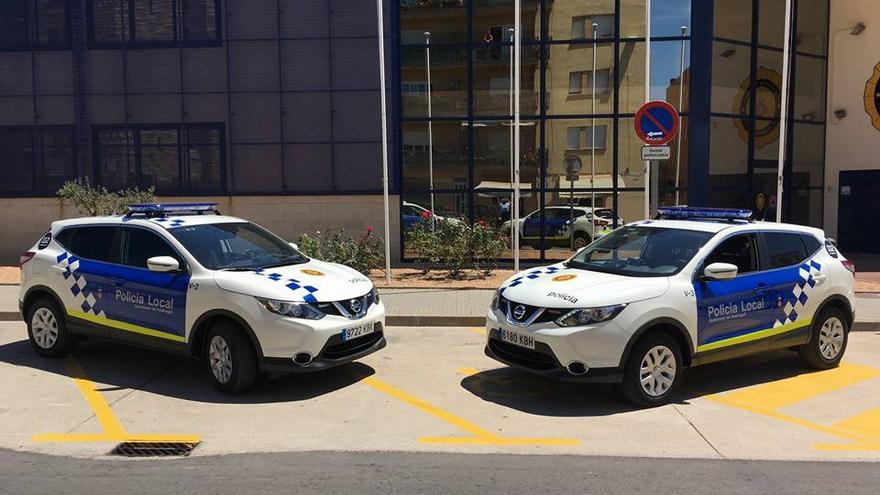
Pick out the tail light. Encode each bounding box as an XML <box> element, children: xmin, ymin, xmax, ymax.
<box><xmin>841</xmin><ymin>260</ymin><xmax>856</xmax><ymax>275</ymax></box>
<box><xmin>593</xmin><ymin>218</ymin><xmax>609</xmax><ymax>227</ymax></box>
<box><xmin>19</xmin><ymin>251</ymin><xmax>35</xmax><ymax>266</ymax></box>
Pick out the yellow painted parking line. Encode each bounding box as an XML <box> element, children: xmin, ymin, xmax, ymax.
<box><xmin>712</xmin><ymin>362</ymin><xmax>880</xmax><ymax>410</ymax></box>
<box><xmin>704</xmin><ymin>362</ymin><xmax>880</xmax><ymax>451</ymax></box>
<box><xmin>457</xmin><ymin>367</ymin><xmax>480</xmax><ymax>376</ymax></box>
<box><xmin>33</xmin><ymin>357</ymin><xmax>200</xmax><ymax>444</ymax></box>
<box><xmin>468</xmin><ymin>327</ymin><xmax>486</xmax><ymax>336</ymax></box>
<box><xmin>360</xmin><ymin>376</ymin><xmax>578</xmax><ymax>446</ymax></box>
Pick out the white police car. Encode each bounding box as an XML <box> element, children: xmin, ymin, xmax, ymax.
<box><xmin>18</xmin><ymin>203</ymin><xmax>385</xmax><ymax>393</ymax></box>
<box><xmin>486</xmin><ymin>207</ymin><xmax>856</xmax><ymax>406</ymax></box>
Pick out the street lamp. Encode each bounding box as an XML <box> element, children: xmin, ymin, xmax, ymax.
<box><xmin>424</xmin><ymin>31</ymin><xmax>436</xmax><ymax>229</ymax></box>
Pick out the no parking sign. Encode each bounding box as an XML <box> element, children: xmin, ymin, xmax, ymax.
<box><xmin>634</xmin><ymin>100</ymin><xmax>680</xmax><ymax>145</ymax></box>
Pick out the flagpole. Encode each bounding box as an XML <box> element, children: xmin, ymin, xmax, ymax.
<box><xmin>643</xmin><ymin>0</ymin><xmax>651</xmax><ymax>220</ymax></box>
<box><xmin>425</xmin><ymin>31</ymin><xmax>436</xmax><ymax>229</ymax></box>
<box><xmin>776</xmin><ymin>0</ymin><xmax>793</xmax><ymax>223</ymax></box>
<box><xmin>513</xmin><ymin>0</ymin><xmax>521</xmax><ymax>272</ymax></box>
<box><xmin>376</xmin><ymin>0</ymin><xmax>391</xmax><ymax>285</ymax></box>
<box><xmin>674</xmin><ymin>25</ymin><xmax>687</xmax><ymax>206</ymax></box>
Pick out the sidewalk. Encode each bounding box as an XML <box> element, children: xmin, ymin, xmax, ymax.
<box><xmin>2</xmin><ymin>285</ymin><xmax>877</xmax><ymax>330</ymax></box>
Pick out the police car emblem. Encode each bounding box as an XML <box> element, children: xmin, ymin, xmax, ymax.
<box><xmin>552</xmin><ymin>274</ymin><xmax>577</xmax><ymax>282</ymax></box>
<box><xmin>302</xmin><ymin>269</ymin><xmax>324</xmax><ymax>276</ymax></box>
<box><xmin>513</xmin><ymin>305</ymin><xmax>527</xmax><ymax>320</ymax></box>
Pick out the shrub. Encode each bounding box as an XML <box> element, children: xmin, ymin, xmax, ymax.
<box><xmin>57</xmin><ymin>178</ymin><xmax>156</xmax><ymax>216</ymax></box>
<box><xmin>406</xmin><ymin>216</ymin><xmax>507</xmax><ymax>278</ymax></box>
<box><xmin>296</xmin><ymin>228</ymin><xmax>384</xmax><ymax>275</ymax></box>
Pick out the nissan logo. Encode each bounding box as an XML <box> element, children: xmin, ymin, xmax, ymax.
<box><xmin>349</xmin><ymin>298</ymin><xmax>362</xmax><ymax>313</ymax></box>
<box><xmin>513</xmin><ymin>305</ymin><xmax>527</xmax><ymax>320</ymax></box>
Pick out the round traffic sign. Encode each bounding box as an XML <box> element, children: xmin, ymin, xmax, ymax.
<box><xmin>634</xmin><ymin>100</ymin><xmax>680</xmax><ymax>145</ymax></box>
<box><xmin>564</xmin><ymin>155</ymin><xmax>583</xmax><ymax>175</ymax></box>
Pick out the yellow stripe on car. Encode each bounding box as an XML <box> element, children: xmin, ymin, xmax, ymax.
<box><xmin>66</xmin><ymin>308</ymin><xmax>186</xmax><ymax>343</ymax></box>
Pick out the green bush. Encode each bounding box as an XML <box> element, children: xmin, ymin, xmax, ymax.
<box><xmin>296</xmin><ymin>228</ymin><xmax>384</xmax><ymax>275</ymax></box>
<box><xmin>406</xmin><ymin>217</ymin><xmax>507</xmax><ymax>278</ymax></box>
<box><xmin>57</xmin><ymin>178</ymin><xmax>156</xmax><ymax>216</ymax></box>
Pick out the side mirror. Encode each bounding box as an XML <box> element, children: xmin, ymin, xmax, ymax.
<box><xmin>289</xmin><ymin>242</ymin><xmax>299</xmax><ymax>250</ymax></box>
<box><xmin>147</xmin><ymin>256</ymin><xmax>180</xmax><ymax>273</ymax></box>
<box><xmin>703</xmin><ymin>262</ymin><xmax>738</xmax><ymax>281</ymax></box>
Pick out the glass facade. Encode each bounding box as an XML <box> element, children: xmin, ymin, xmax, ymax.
<box><xmin>398</xmin><ymin>0</ymin><xmax>828</xmax><ymax>261</ymax></box>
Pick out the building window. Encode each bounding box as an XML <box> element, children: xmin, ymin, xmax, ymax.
<box><xmin>0</xmin><ymin>0</ymin><xmax>68</xmax><ymax>50</ymax></box>
<box><xmin>402</xmin><ymin>81</ymin><xmax>428</xmax><ymax>97</ymax></box>
<box><xmin>94</xmin><ymin>124</ymin><xmax>225</xmax><ymax>194</ymax></box>
<box><xmin>566</xmin><ymin>125</ymin><xmax>608</xmax><ymax>150</ymax></box>
<box><xmin>568</xmin><ymin>69</ymin><xmax>611</xmax><ymax>95</ymax></box>
<box><xmin>0</xmin><ymin>126</ymin><xmax>76</xmax><ymax>196</ymax></box>
<box><xmin>89</xmin><ymin>0</ymin><xmax>219</xmax><ymax>46</ymax></box>
<box><xmin>571</xmin><ymin>14</ymin><xmax>614</xmax><ymax>40</ymax></box>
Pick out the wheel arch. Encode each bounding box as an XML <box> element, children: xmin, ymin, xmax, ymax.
<box><xmin>619</xmin><ymin>317</ymin><xmax>695</xmax><ymax>368</ymax></box>
<box><xmin>813</xmin><ymin>294</ymin><xmax>854</xmax><ymax>330</ymax></box>
<box><xmin>189</xmin><ymin>310</ymin><xmax>264</xmax><ymax>359</ymax></box>
<box><xmin>21</xmin><ymin>285</ymin><xmax>65</xmax><ymax>318</ymax></box>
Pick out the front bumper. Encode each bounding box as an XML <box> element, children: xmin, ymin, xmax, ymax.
<box><xmin>259</xmin><ymin>325</ymin><xmax>387</xmax><ymax>373</ymax></box>
<box><xmin>484</xmin><ymin>309</ymin><xmax>626</xmax><ymax>383</ymax></box>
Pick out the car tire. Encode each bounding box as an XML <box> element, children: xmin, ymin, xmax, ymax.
<box><xmin>573</xmin><ymin>233</ymin><xmax>591</xmax><ymax>250</ymax></box>
<box><xmin>617</xmin><ymin>332</ymin><xmax>682</xmax><ymax>407</ymax></box>
<box><xmin>799</xmin><ymin>307</ymin><xmax>849</xmax><ymax>369</ymax></box>
<box><xmin>26</xmin><ymin>297</ymin><xmax>76</xmax><ymax>358</ymax></box>
<box><xmin>205</xmin><ymin>321</ymin><xmax>258</xmax><ymax>394</ymax></box>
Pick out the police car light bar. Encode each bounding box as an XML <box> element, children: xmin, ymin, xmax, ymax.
<box><xmin>656</xmin><ymin>206</ymin><xmax>753</xmax><ymax>221</ymax></box>
<box><xmin>126</xmin><ymin>203</ymin><xmax>219</xmax><ymax>217</ymax></box>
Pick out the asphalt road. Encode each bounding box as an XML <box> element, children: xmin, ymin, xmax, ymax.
<box><xmin>1</xmin><ymin>449</ymin><xmax>879</xmax><ymax>495</ymax></box>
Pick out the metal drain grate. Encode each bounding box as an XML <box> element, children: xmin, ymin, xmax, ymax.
<box><xmin>109</xmin><ymin>442</ymin><xmax>199</xmax><ymax>457</ymax></box>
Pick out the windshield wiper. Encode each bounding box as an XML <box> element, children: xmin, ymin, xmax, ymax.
<box><xmin>258</xmin><ymin>255</ymin><xmax>307</xmax><ymax>269</ymax></box>
<box><xmin>220</xmin><ymin>267</ymin><xmax>257</xmax><ymax>272</ymax></box>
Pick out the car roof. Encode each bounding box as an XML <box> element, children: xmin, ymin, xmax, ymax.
<box><xmin>51</xmin><ymin>214</ymin><xmax>248</xmax><ymax>231</ymax></box>
<box><xmin>631</xmin><ymin>219</ymin><xmax>825</xmax><ymax>237</ymax></box>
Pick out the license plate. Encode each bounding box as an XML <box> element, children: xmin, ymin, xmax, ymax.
<box><xmin>342</xmin><ymin>322</ymin><xmax>375</xmax><ymax>341</ymax></box>
<box><xmin>497</xmin><ymin>328</ymin><xmax>535</xmax><ymax>350</ymax></box>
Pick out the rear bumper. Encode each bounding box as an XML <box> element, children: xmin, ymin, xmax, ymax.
<box><xmin>259</xmin><ymin>326</ymin><xmax>386</xmax><ymax>373</ymax></box>
<box><xmin>484</xmin><ymin>330</ymin><xmax>622</xmax><ymax>384</ymax></box>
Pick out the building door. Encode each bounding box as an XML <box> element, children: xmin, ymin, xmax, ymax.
<box><xmin>838</xmin><ymin>170</ymin><xmax>880</xmax><ymax>253</ymax></box>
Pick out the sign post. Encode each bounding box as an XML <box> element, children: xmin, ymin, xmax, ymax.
<box><xmin>564</xmin><ymin>155</ymin><xmax>583</xmax><ymax>251</ymax></box>
<box><xmin>634</xmin><ymin>100</ymin><xmax>680</xmax><ymax>219</ymax></box>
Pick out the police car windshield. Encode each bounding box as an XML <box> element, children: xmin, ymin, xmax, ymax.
<box><xmin>566</xmin><ymin>226</ymin><xmax>713</xmax><ymax>277</ymax></box>
<box><xmin>170</xmin><ymin>222</ymin><xmax>309</xmax><ymax>271</ymax></box>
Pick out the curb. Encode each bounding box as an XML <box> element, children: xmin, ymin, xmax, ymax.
<box><xmin>1</xmin><ymin>311</ymin><xmax>877</xmax><ymax>331</ymax></box>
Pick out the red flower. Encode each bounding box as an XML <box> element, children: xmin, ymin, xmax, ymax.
<box><xmin>420</xmin><ymin>210</ymin><xmax>432</xmax><ymax>219</ymax></box>
<box><xmin>478</xmin><ymin>220</ymin><xmax>486</xmax><ymax>227</ymax></box>
<box><xmin>366</xmin><ymin>226</ymin><xmax>374</xmax><ymax>233</ymax></box>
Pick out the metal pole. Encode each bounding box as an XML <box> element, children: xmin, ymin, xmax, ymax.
<box><xmin>513</xmin><ymin>0</ymin><xmax>521</xmax><ymax>272</ymax></box>
<box><xmin>591</xmin><ymin>23</ymin><xmax>598</xmax><ymax>239</ymax></box>
<box><xmin>508</xmin><ymin>28</ymin><xmax>515</xmax><ymax>251</ymax></box>
<box><xmin>674</xmin><ymin>25</ymin><xmax>687</xmax><ymax>206</ymax></box>
<box><xmin>424</xmin><ymin>32</ymin><xmax>436</xmax><ymax>229</ymax></box>
<box><xmin>776</xmin><ymin>0</ymin><xmax>793</xmax><ymax>223</ymax></box>
<box><xmin>376</xmin><ymin>0</ymin><xmax>392</xmax><ymax>285</ymax></box>
<box><xmin>643</xmin><ymin>0</ymin><xmax>651</xmax><ymax>220</ymax></box>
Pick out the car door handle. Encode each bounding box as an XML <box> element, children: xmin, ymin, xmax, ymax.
<box><xmin>813</xmin><ymin>273</ymin><xmax>827</xmax><ymax>285</ymax></box>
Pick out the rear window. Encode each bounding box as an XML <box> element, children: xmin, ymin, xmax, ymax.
<box><xmin>760</xmin><ymin>232</ymin><xmax>809</xmax><ymax>269</ymax></box>
<box><xmin>57</xmin><ymin>226</ymin><xmax>118</xmax><ymax>262</ymax></box>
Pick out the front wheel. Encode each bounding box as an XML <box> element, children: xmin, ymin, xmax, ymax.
<box><xmin>26</xmin><ymin>297</ymin><xmax>76</xmax><ymax>358</ymax></box>
<box><xmin>205</xmin><ymin>322</ymin><xmax>258</xmax><ymax>394</ymax></box>
<box><xmin>799</xmin><ymin>307</ymin><xmax>849</xmax><ymax>369</ymax></box>
<box><xmin>573</xmin><ymin>233</ymin><xmax>591</xmax><ymax>250</ymax></box>
<box><xmin>617</xmin><ymin>332</ymin><xmax>682</xmax><ymax>407</ymax></box>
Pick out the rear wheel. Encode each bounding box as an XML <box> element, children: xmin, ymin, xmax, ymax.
<box><xmin>573</xmin><ymin>232</ymin><xmax>591</xmax><ymax>250</ymax></box>
<box><xmin>799</xmin><ymin>307</ymin><xmax>848</xmax><ymax>369</ymax></box>
<box><xmin>205</xmin><ymin>321</ymin><xmax>257</xmax><ymax>394</ymax></box>
<box><xmin>617</xmin><ymin>332</ymin><xmax>682</xmax><ymax>407</ymax></box>
<box><xmin>26</xmin><ymin>297</ymin><xmax>75</xmax><ymax>358</ymax></box>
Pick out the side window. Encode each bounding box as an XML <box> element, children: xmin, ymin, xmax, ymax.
<box><xmin>801</xmin><ymin>235</ymin><xmax>822</xmax><ymax>255</ymax></box>
<box><xmin>66</xmin><ymin>226</ymin><xmax>119</xmax><ymax>262</ymax></box>
<box><xmin>122</xmin><ymin>228</ymin><xmax>181</xmax><ymax>269</ymax></box>
<box><xmin>704</xmin><ymin>234</ymin><xmax>757</xmax><ymax>275</ymax></box>
<box><xmin>760</xmin><ymin>232</ymin><xmax>809</xmax><ymax>269</ymax></box>
<box><xmin>54</xmin><ymin>228</ymin><xmax>75</xmax><ymax>249</ymax></box>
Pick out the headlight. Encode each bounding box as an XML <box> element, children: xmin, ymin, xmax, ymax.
<box><xmin>257</xmin><ymin>298</ymin><xmax>325</xmax><ymax>320</ymax></box>
<box><xmin>554</xmin><ymin>304</ymin><xmax>626</xmax><ymax>327</ymax></box>
<box><xmin>370</xmin><ymin>287</ymin><xmax>380</xmax><ymax>304</ymax></box>
<box><xmin>491</xmin><ymin>290</ymin><xmax>501</xmax><ymax>311</ymax></box>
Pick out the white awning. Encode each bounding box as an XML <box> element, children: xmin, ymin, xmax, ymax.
<box><xmin>474</xmin><ymin>181</ymin><xmax>535</xmax><ymax>197</ymax></box>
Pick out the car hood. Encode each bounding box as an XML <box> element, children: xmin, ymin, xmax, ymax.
<box><xmin>214</xmin><ymin>259</ymin><xmax>373</xmax><ymax>302</ymax></box>
<box><xmin>498</xmin><ymin>263</ymin><xmax>669</xmax><ymax>308</ymax></box>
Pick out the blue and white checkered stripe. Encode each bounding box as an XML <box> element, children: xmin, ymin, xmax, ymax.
<box><xmin>253</xmin><ymin>269</ymin><xmax>320</xmax><ymax>303</ymax></box>
<box><xmin>499</xmin><ymin>265</ymin><xmax>561</xmax><ymax>294</ymax></box>
<box><xmin>55</xmin><ymin>251</ymin><xmax>106</xmax><ymax>318</ymax></box>
<box><xmin>149</xmin><ymin>217</ymin><xmax>186</xmax><ymax>228</ymax></box>
<box><xmin>774</xmin><ymin>259</ymin><xmax>821</xmax><ymax>327</ymax></box>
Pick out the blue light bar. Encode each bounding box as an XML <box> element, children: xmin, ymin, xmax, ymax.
<box><xmin>657</xmin><ymin>206</ymin><xmax>752</xmax><ymax>221</ymax></box>
<box><xmin>126</xmin><ymin>203</ymin><xmax>218</xmax><ymax>215</ymax></box>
